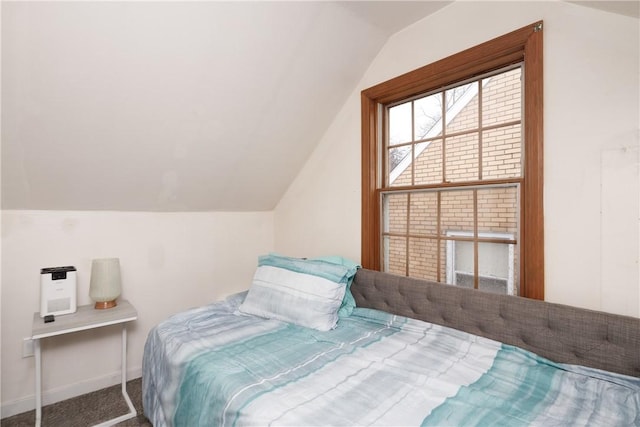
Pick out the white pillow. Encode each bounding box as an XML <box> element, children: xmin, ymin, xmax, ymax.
<box><xmin>237</xmin><ymin>255</ymin><xmax>353</xmax><ymax>331</ymax></box>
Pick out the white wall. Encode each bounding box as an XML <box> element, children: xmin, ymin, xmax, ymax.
<box><xmin>275</xmin><ymin>1</ymin><xmax>640</xmax><ymax>317</ymax></box>
<box><xmin>1</xmin><ymin>210</ymin><xmax>273</xmax><ymax>416</ymax></box>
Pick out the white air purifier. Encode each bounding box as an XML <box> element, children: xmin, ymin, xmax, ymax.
<box><xmin>40</xmin><ymin>266</ymin><xmax>77</xmax><ymax>317</ymax></box>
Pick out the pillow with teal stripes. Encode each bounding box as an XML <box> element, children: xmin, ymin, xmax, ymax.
<box><xmin>237</xmin><ymin>254</ymin><xmax>355</xmax><ymax>331</ymax></box>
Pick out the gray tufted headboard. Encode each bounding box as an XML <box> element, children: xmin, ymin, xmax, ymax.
<box><xmin>350</xmin><ymin>268</ymin><xmax>640</xmax><ymax>378</ymax></box>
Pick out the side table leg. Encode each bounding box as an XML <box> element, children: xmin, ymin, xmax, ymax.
<box><xmin>34</xmin><ymin>338</ymin><xmax>42</xmax><ymax>427</ymax></box>
<box><xmin>120</xmin><ymin>325</ymin><xmax>136</xmax><ymax>417</ymax></box>
<box><xmin>92</xmin><ymin>325</ymin><xmax>136</xmax><ymax>427</ymax></box>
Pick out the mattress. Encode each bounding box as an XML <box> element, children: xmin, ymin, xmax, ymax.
<box><xmin>142</xmin><ymin>293</ymin><xmax>640</xmax><ymax>426</ymax></box>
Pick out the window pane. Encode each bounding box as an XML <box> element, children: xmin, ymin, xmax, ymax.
<box><xmin>408</xmin><ymin>238</ymin><xmax>441</xmax><ymax>281</ymax></box>
<box><xmin>445</xmin><ymin>83</ymin><xmax>477</xmax><ymax>134</ymax></box>
<box><xmin>477</xmin><ymin>186</ymin><xmax>518</xmax><ymax>236</ymax></box>
<box><xmin>482</xmin><ymin>124</ymin><xmax>522</xmax><ymax>180</ymax></box>
<box><xmin>383</xmin><ymin>193</ymin><xmax>407</xmax><ymax>234</ymax></box>
<box><xmin>482</xmin><ymin>68</ymin><xmax>521</xmax><ymax>127</ymax></box>
<box><xmin>446</xmin><ymin>239</ymin><xmax>474</xmax><ymax>287</ymax></box>
<box><xmin>388</xmin><ymin>145</ymin><xmax>412</xmax><ymax>186</ymax></box>
<box><xmin>440</xmin><ymin>190</ymin><xmax>474</xmax><ymax>235</ymax></box>
<box><xmin>414</xmin><ymin>140</ymin><xmax>443</xmax><ymax>185</ymax></box>
<box><xmin>388</xmin><ymin>102</ymin><xmax>412</xmax><ymax>145</ymax></box>
<box><xmin>444</xmin><ymin>240</ymin><xmax>515</xmax><ymax>294</ymax></box>
<box><xmin>478</xmin><ymin>242</ymin><xmax>517</xmax><ymax>295</ymax></box>
<box><xmin>409</xmin><ymin>191</ymin><xmax>438</xmax><ymax>236</ymax></box>
<box><xmin>384</xmin><ymin>236</ymin><xmax>406</xmax><ymax>275</ymax></box>
<box><xmin>414</xmin><ymin>93</ymin><xmax>442</xmax><ymax>140</ymax></box>
<box><xmin>445</xmin><ymin>133</ymin><xmax>479</xmax><ymax>183</ymax></box>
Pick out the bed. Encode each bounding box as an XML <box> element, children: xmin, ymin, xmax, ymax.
<box><xmin>142</xmin><ymin>255</ymin><xmax>640</xmax><ymax>426</ymax></box>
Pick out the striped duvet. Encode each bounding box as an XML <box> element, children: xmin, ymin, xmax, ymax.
<box><xmin>142</xmin><ymin>293</ymin><xmax>640</xmax><ymax>426</ymax></box>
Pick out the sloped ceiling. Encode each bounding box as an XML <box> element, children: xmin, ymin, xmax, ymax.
<box><xmin>568</xmin><ymin>1</ymin><xmax>639</xmax><ymax>18</ymax></box>
<box><xmin>1</xmin><ymin>1</ymin><xmax>450</xmax><ymax>211</ymax></box>
<box><xmin>2</xmin><ymin>1</ymin><xmax>635</xmax><ymax>212</ymax></box>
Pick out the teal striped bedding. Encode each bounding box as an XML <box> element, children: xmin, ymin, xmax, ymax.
<box><xmin>142</xmin><ymin>293</ymin><xmax>640</xmax><ymax>426</ymax></box>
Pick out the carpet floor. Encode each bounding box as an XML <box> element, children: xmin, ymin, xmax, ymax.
<box><xmin>1</xmin><ymin>378</ymin><xmax>151</xmax><ymax>427</ymax></box>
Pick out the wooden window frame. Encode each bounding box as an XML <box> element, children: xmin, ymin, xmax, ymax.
<box><xmin>361</xmin><ymin>22</ymin><xmax>544</xmax><ymax>299</ymax></box>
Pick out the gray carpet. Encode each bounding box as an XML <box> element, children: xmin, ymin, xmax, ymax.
<box><xmin>1</xmin><ymin>378</ymin><xmax>151</xmax><ymax>427</ymax></box>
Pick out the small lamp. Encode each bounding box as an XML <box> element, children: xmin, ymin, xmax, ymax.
<box><xmin>89</xmin><ymin>258</ymin><xmax>122</xmax><ymax>309</ymax></box>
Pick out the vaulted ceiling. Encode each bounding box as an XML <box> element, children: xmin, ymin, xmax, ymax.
<box><xmin>2</xmin><ymin>1</ymin><xmax>636</xmax><ymax>212</ymax></box>
<box><xmin>2</xmin><ymin>1</ymin><xmax>451</xmax><ymax>211</ymax></box>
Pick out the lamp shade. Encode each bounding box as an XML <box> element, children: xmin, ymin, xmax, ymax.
<box><xmin>89</xmin><ymin>258</ymin><xmax>122</xmax><ymax>309</ymax></box>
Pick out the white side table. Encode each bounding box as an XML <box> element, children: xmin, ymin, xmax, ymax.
<box><xmin>32</xmin><ymin>300</ymin><xmax>138</xmax><ymax>427</ymax></box>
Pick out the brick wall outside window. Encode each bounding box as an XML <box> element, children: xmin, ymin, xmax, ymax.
<box><xmin>385</xmin><ymin>69</ymin><xmax>520</xmax><ymax>280</ymax></box>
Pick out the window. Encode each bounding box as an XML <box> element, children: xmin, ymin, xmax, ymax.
<box><xmin>382</xmin><ymin>67</ymin><xmax>521</xmax><ymax>293</ymax></box>
<box><xmin>444</xmin><ymin>231</ymin><xmax>516</xmax><ymax>295</ymax></box>
<box><xmin>361</xmin><ymin>22</ymin><xmax>543</xmax><ymax>299</ymax></box>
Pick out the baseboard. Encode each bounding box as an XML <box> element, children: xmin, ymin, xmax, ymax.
<box><xmin>1</xmin><ymin>367</ymin><xmax>142</xmax><ymax>419</ymax></box>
